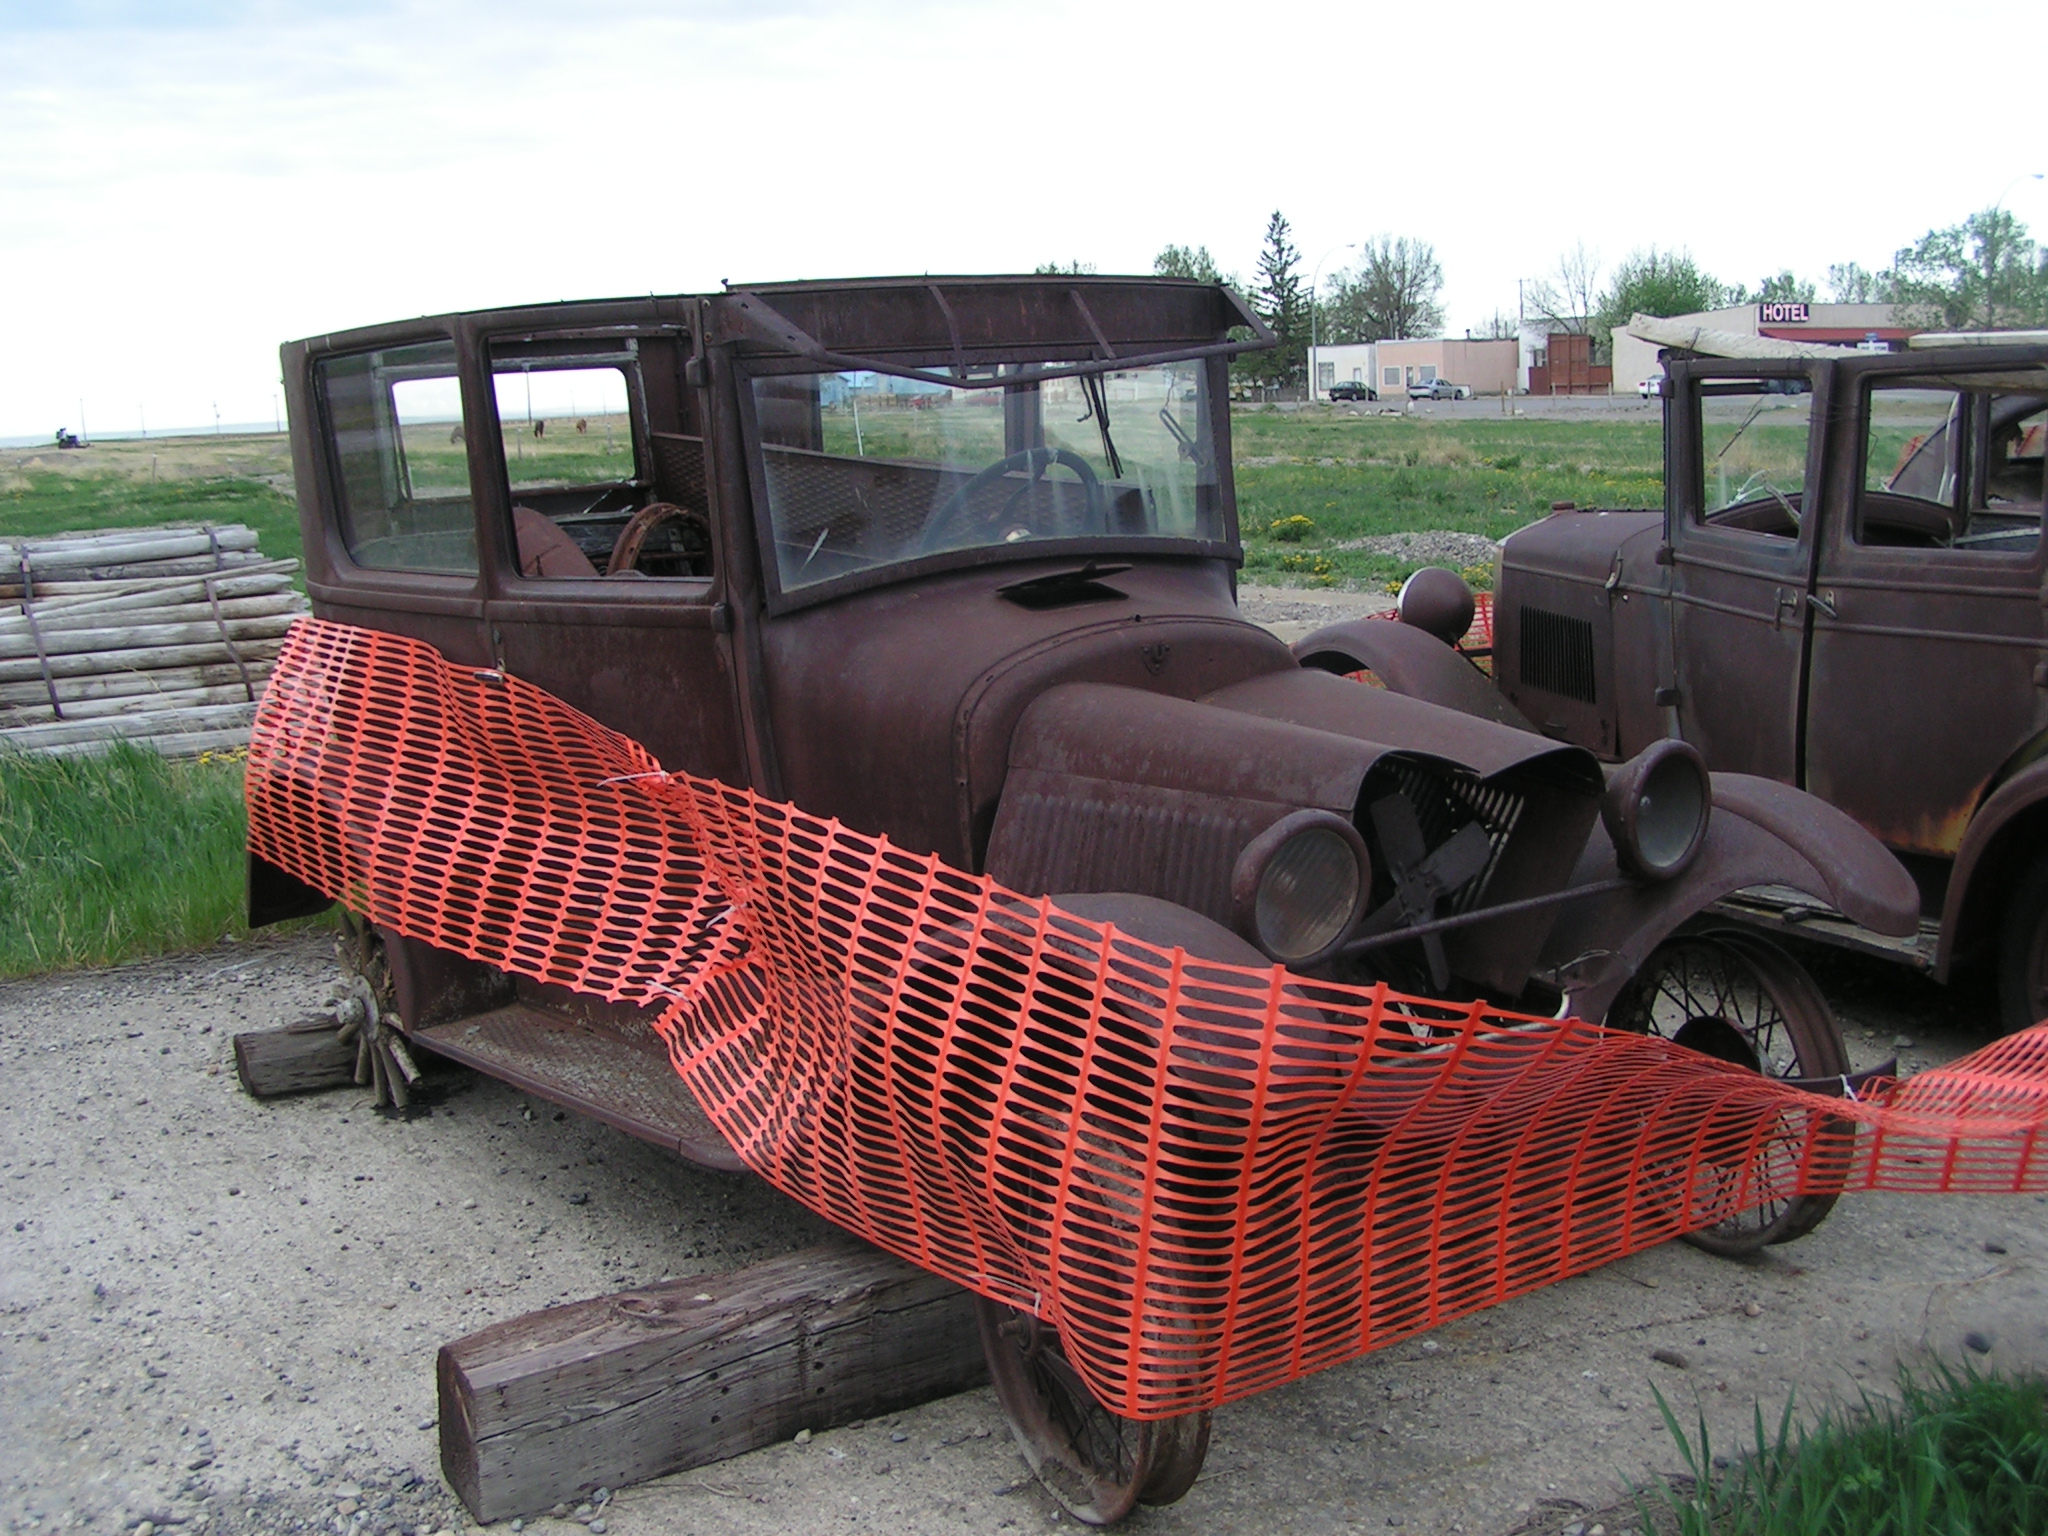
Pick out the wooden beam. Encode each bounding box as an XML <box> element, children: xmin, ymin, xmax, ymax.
<box><xmin>436</xmin><ymin>1243</ymin><xmax>988</xmax><ymax>1522</ymax></box>
<box><xmin>233</xmin><ymin>1013</ymin><xmax>356</xmax><ymax>1097</ymax></box>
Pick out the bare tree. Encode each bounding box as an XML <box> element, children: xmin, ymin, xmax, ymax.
<box><xmin>1321</xmin><ymin>235</ymin><xmax>1445</xmax><ymax>342</ymax></box>
<box><xmin>1524</xmin><ymin>243</ymin><xmax>1601</xmax><ymax>334</ymax></box>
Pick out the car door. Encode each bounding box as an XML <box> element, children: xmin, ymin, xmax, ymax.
<box><xmin>1802</xmin><ymin>367</ymin><xmax>2048</xmax><ymax>858</ymax></box>
<box><xmin>463</xmin><ymin>310</ymin><xmax>749</xmax><ymax>786</ymax></box>
<box><xmin>1666</xmin><ymin>363</ymin><xmax>1825</xmax><ymax>783</ymax></box>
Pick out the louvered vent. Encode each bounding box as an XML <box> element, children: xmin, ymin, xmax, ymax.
<box><xmin>1517</xmin><ymin>606</ymin><xmax>1597</xmax><ymax>703</ymax></box>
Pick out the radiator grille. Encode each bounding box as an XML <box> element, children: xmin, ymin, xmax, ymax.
<box><xmin>1363</xmin><ymin>757</ymin><xmax>1525</xmax><ymax>917</ymax></box>
<box><xmin>1517</xmin><ymin>605</ymin><xmax>1597</xmax><ymax>703</ymax></box>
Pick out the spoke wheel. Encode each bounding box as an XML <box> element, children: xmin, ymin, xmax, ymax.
<box><xmin>1605</xmin><ymin>930</ymin><xmax>1849</xmax><ymax>1256</ymax></box>
<box><xmin>975</xmin><ymin>1298</ymin><xmax>1211</xmax><ymax>1525</ymax></box>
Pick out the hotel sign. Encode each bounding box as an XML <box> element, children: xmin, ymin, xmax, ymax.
<box><xmin>1758</xmin><ymin>301</ymin><xmax>1811</xmax><ymax>324</ymax></box>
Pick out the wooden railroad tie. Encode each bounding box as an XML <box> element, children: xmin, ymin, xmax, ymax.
<box><xmin>435</xmin><ymin>1241</ymin><xmax>989</xmax><ymax>1522</ymax></box>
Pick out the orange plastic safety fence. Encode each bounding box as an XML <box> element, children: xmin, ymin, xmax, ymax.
<box><xmin>248</xmin><ymin>618</ymin><xmax>2048</xmax><ymax>1421</ymax></box>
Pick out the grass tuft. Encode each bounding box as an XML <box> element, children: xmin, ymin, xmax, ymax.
<box><xmin>1640</xmin><ymin>1362</ymin><xmax>2048</xmax><ymax>1535</ymax></box>
<box><xmin>0</xmin><ymin>744</ymin><xmax>261</xmax><ymax>976</ymax></box>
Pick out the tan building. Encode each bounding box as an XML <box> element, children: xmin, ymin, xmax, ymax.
<box><xmin>1611</xmin><ymin>302</ymin><xmax>1914</xmax><ymax>391</ymax></box>
<box><xmin>1374</xmin><ymin>338</ymin><xmax>1518</xmax><ymax>397</ymax></box>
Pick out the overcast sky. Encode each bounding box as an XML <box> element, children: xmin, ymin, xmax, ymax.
<box><xmin>3</xmin><ymin>0</ymin><xmax>2043</xmax><ymax>439</ymax></box>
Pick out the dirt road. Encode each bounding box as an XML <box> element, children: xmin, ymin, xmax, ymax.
<box><xmin>6</xmin><ymin>926</ymin><xmax>2045</xmax><ymax>1536</ymax></box>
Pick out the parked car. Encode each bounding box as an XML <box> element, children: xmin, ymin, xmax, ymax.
<box><xmin>1328</xmin><ymin>379</ymin><xmax>1376</xmax><ymax>401</ymax></box>
<box><xmin>1352</xmin><ymin>334</ymin><xmax>2048</xmax><ymax>1034</ymax></box>
<box><xmin>1637</xmin><ymin>376</ymin><xmax>1662</xmax><ymax>398</ymax></box>
<box><xmin>1407</xmin><ymin>378</ymin><xmax>1469</xmax><ymax>401</ymax></box>
<box><xmin>250</xmin><ymin>275</ymin><xmax>1917</xmax><ymax>1523</ymax></box>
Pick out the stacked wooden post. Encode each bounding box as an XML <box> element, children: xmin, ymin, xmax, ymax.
<box><xmin>1</xmin><ymin>524</ymin><xmax>310</xmax><ymax>758</ymax></box>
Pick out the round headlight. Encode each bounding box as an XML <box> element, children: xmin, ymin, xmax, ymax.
<box><xmin>1603</xmin><ymin>739</ymin><xmax>1710</xmax><ymax>881</ymax></box>
<box><xmin>1395</xmin><ymin>567</ymin><xmax>1476</xmax><ymax>646</ymax></box>
<box><xmin>1231</xmin><ymin>810</ymin><xmax>1371</xmax><ymax>966</ymax></box>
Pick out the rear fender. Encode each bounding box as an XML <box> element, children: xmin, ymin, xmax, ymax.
<box><xmin>1939</xmin><ymin>756</ymin><xmax>2048</xmax><ymax>978</ymax></box>
<box><xmin>1292</xmin><ymin>618</ymin><xmax>1533</xmax><ymax>731</ymax></box>
<box><xmin>248</xmin><ymin>851</ymin><xmax>333</xmax><ymax>928</ymax></box>
<box><xmin>1538</xmin><ymin>772</ymin><xmax>1919</xmax><ymax>1021</ymax></box>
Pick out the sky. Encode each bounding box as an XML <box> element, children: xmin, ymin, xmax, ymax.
<box><xmin>3</xmin><ymin>0</ymin><xmax>2044</xmax><ymax>440</ymax></box>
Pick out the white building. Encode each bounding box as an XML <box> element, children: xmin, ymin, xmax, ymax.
<box><xmin>1309</xmin><ymin>343</ymin><xmax>1378</xmax><ymax>400</ymax></box>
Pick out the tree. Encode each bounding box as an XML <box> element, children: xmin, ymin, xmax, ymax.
<box><xmin>1320</xmin><ymin>235</ymin><xmax>1445</xmax><ymax>344</ymax></box>
<box><xmin>1033</xmin><ymin>259</ymin><xmax>1097</xmax><ymax>275</ymax></box>
<box><xmin>1248</xmin><ymin>212</ymin><xmax>1310</xmax><ymax>388</ymax></box>
<box><xmin>1153</xmin><ymin>244</ymin><xmax>1224</xmax><ymax>284</ymax></box>
<box><xmin>1887</xmin><ymin>208</ymin><xmax>2047</xmax><ymax>329</ymax></box>
<box><xmin>1524</xmin><ymin>243</ymin><xmax>1601</xmax><ymax>335</ymax></box>
<box><xmin>1475</xmin><ymin>310</ymin><xmax>1520</xmax><ymax>340</ymax></box>
<box><xmin>1593</xmin><ymin>248</ymin><xmax>1732</xmax><ymax>356</ymax></box>
<box><xmin>1754</xmin><ymin>270</ymin><xmax>1817</xmax><ymax>305</ymax></box>
<box><xmin>1828</xmin><ymin>261</ymin><xmax>1885</xmax><ymax>304</ymax></box>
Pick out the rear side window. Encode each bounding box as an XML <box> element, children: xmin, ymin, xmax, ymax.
<box><xmin>316</xmin><ymin>340</ymin><xmax>478</xmax><ymax>574</ymax></box>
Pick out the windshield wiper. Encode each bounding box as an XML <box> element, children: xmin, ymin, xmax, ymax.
<box><xmin>1078</xmin><ymin>374</ymin><xmax>1125</xmax><ymax>479</ymax></box>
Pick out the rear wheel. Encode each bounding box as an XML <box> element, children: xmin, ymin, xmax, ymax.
<box><xmin>975</xmin><ymin>1298</ymin><xmax>1211</xmax><ymax>1525</ymax></box>
<box><xmin>1605</xmin><ymin>930</ymin><xmax>1849</xmax><ymax>1255</ymax></box>
<box><xmin>1996</xmin><ymin>852</ymin><xmax>2048</xmax><ymax>1036</ymax></box>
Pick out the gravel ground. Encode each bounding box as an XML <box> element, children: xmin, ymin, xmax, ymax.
<box><xmin>1332</xmin><ymin>532</ymin><xmax>1501</xmax><ymax>568</ymax></box>
<box><xmin>1235</xmin><ymin>583</ymin><xmax>1394</xmax><ymax>647</ymax></box>
<box><xmin>6</xmin><ymin>932</ymin><xmax>2045</xmax><ymax>1536</ymax></box>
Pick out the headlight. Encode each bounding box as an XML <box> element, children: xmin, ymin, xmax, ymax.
<box><xmin>1603</xmin><ymin>739</ymin><xmax>1710</xmax><ymax>881</ymax></box>
<box><xmin>1231</xmin><ymin>810</ymin><xmax>1371</xmax><ymax>965</ymax></box>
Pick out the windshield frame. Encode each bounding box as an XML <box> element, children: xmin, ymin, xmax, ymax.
<box><xmin>735</xmin><ymin>351</ymin><xmax>1242</xmax><ymax>614</ymax></box>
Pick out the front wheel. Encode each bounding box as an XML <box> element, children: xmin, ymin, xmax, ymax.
<box><xmin>1605</xmin><ymin>930</ymin><xmax>1850</xmax><ymax>1256</ymax></box>
<box><xmin>1996</xmin><ymin>852</ymin><xmax>2048</xmax><ymax>1036</ymax></box>
<box><xmin>975</xmin><ymin>1298</ymin><xmax>1211</xmax><ymax>1524</ymax></box>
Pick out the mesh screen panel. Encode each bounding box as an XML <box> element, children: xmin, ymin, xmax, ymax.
<box><xmin>248</xmin><ymin>617</ymin><xmax>2048</xmax><ymax>1420</ymax></box>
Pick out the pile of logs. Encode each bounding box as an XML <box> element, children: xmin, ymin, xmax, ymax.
<box><xmin>1</xmin><ymin>524</ymin><xmax>310</xmax><ymax>758</ymax></box>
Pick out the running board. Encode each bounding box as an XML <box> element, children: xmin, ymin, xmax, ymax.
<box><xmin>415</xmin><ymin>1000</ymin><xmax>745</xmax><ymax>1173</ymax></box>
<box><xmin>1710</xmin><ymin>884</ymin><xmax>1939</xmax><ymax>972</ymax></box>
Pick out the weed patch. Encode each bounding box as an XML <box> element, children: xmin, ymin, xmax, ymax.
<box><xmin>0</xmin><ymin>745</ymin><xmax>282</xmax><ymax>975</ymax></box>
<box><xmin>1640</xmin><ymin>1364</ymin><xmax>2048</xmax><ymax>1535</ymax></box>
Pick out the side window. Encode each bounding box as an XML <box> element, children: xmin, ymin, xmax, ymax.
<box><xmin>1859</xmin><ymin>381</ymin><xmax>2044</xmax><ymax>553</ymax></box>
<box><xmin>1692</xmin><ymin>375</ymin><xmax>1812</xmax><ymax>538</ymax></box>
<box><xmin>493</xmin><ymin>356</ymin><xmax>713</xmax><ymax>581</ymax></box>
<box><xmin>1382</xmin><ymin>366</ymin><xmax>1399</xmax><ymax>389</ymax></box>
<box><xmin>317</xmin><ymin>340</ymin><xmax>478</xmax><ymax>574</ymax></box>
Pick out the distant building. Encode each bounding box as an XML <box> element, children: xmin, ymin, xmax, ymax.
<box><xmin>1527</xmin><ymin>332</ymin><xmax>1612</xmax><ymax>396</ymax></box>
<box><xmin>1309</xmin><ymin>343</ymin><xmax>1378</xmax><ymax>400</ymax></box>
<box><xmin>1308</xmin><ymin>339</ymin><xmax>1519</xmax><ymax>399</ymax></box>
<box><xmin>1611</xmin><ymin>302</ymin><xmax>1916</xmax><ymax>392</ymax></box>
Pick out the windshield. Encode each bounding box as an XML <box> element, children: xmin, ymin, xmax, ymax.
<box><xmin>748</xmin><ymin>361</ymin><xmax>1223</xmax><ymax>594</ymax></box>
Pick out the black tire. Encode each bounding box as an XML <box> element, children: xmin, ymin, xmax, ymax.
<box><xmin>1996</xmin><ymin>852</ymin><xmax>2048</xmax><ymax>1037</ymax></box>
<box><xmin>1605</xmin><ymin>930</ymin><xmax>1850</xmax><ymax>1256</ymax></box>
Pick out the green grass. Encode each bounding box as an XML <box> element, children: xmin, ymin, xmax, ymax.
<box><xmin>1642</xmin><ymin>1365</ymin><xmax>2048</xmax><ymax>1535</ymax></box>
<box><xmin>1230</xmin><ymin>407</ymin><xmax>1664</xmax><ymax>590</ymax></box>
<box><xmin>0</xmin><ymin>744</ymin><xmax>265</xmax><ymax>976</ymax></box>
<box><xmin>1</xmin><ymin>430</ymin><xmax>304</xmax><ymax>576</ymax></box>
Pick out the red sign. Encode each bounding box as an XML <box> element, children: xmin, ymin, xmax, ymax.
<box><xmin>1759</xmin><ymin>302</ymin><xmax>1811</xmax><ymax>324</ymax></box>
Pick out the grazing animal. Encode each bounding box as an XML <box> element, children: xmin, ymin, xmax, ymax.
<box><xmin>575</xmin><ymin>418</ymin><xmax>589</xmax><ymax>434</ymax></box>
<box><xmin>533</xmin><ymin>420</ymin><xmax>546</xmax><ymax>438</ymax></box>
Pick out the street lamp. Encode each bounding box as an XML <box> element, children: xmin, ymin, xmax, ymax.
<box><xmin>1309</xmin><ymin>241</ymin><xmax>1357</xmax><ymax>401</ymax></box>
<box><xmin>1986</xmin><ymin>172</ymin><xmax>2043</xmax><ymax>329</ymax></box>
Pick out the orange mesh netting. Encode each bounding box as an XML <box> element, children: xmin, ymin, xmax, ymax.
<box><xmin>247</xmin><ymin>618</ymin><xmax>2048</xmax><ymax>1420</ymax></box>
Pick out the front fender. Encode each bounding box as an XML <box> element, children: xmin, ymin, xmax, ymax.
<box><xmin>1538</xmin><ymin>772</ymin><xmax>1919</xmax><ymax>1021</ymax></box>
<box><xmin>1939</xmin><ymin>755</ymin><xmax>2048</xmax><ymax>978</ymax></box>
<box><xmin>1292</xmin><ymin>618</ymin><xmax>1532</xmax><ymax>731</ymax></box>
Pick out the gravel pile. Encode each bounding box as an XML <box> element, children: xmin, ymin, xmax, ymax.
<box><xmin>1336</xmin><ymin>531</ymin><xmax>1501</xmax><ymax>567</ymax></box>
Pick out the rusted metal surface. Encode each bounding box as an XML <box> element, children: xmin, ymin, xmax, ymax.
<box><xmin>270</xmin><ymin>273</ymin><xmax>1925</xmax><ymax>1036</ymax></box>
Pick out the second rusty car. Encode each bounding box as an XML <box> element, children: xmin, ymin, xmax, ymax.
<box><xmin>252</xmin><ymin>275</ymin><xmax>1919</xmax><ymax>1521</ymax></box>
<box><xmin>1358</xmin><ymin>332</ymin><xmax>2048</xmax><ymax>1036</ymax></box>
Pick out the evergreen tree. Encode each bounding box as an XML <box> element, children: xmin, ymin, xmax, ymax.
<box><xmin>1250</xmin><ymin>212</ymin><xmax>1309</xmax><ymax>388</ymax></box>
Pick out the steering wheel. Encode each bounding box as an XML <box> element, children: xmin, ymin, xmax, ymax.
<box><xmin>919</xmin><ymin>447</ymin><xmax>1102</xmax><ymax>553</ymax></box>
<box><xmin>607</xmin><ymin>502</ymin><xmax>711</xmax><ymax>576</ymax></box>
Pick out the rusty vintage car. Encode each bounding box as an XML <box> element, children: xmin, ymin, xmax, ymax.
<box><xmin>252</xmin><ymin>277</ymin><xmax>1920</xmax><ymax>1521</ymax></box>
<box><xmin>1355</xmin><ymin>333</ymin><xmax>2048</xmax><ymax>1036</ymax></box>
